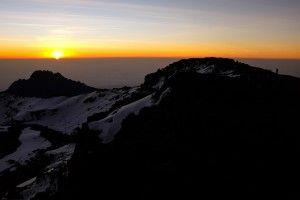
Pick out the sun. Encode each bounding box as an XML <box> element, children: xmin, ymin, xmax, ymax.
<box><xmin>44</xmin><ymin>48</ymin><xmax>75</xmax><ymax>59</ymax></box>
<box><xmin>51</xmin><ymin>50</ymin><xmax>63</xmax><ymax>59</ymax></box>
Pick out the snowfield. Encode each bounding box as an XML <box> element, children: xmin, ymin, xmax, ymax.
<box><xmin>89</xmin><ymin>94</ymin><xmax>155</xmax><ymax>143</ymax></box>
<box><xmin>0</xmin><ymin>127</ymin><xmax>51</xmax><ymax>172</ymax></box>
<box><xmin>11</xmin><ymin>143</ymin><xmax>76</xmax><ymax>199</ymax></box>
<box><xmin>0</xmin><ymin>86</ymin><xmax>141</xmax><ymax>177</ymax></box>
<box><xmin>0</xmin><ymin>87</ymin><xmax>138</xmax><ymax>135</ymax></box>
<box><xmin>89</xmin><ymin>87</ymin><xmax>172</xmax><ymax>143</ymax></box>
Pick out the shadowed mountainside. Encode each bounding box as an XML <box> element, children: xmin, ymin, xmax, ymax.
<box><xmin>6</xmin><ymin>70</ymin><xmax>96</xmax><ymax>98</ymax></box>
<box><xmin>54</xmin><ymin>58</ymin><xmax>300</xmax><ymax>200</ymax></box>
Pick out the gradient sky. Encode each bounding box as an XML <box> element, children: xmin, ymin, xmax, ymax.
<box><xmin>1</xmin><ymin>0</ymin><xmax>300</xmax><ymax>58</ymax></box>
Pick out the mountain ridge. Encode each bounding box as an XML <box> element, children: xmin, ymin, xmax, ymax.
<box><xmin>65</xmin><ymin>58</ymin><xmax>300</xmax><ymax>200</ymax></box>
<box><xmin>1</xmin><ymin>57</ymin><xmax>300</xmax><ymax>199</ymax></box>
<box><xmin>6</xmin><ymin>70</ymin><xmax>97</xmax><ymax>98</ymax></box>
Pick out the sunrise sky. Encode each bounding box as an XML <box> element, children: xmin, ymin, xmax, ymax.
<box><xmin>1</xmin><ymin>0</ymin><xmax>300</xmax><ymax>59</ymax></box>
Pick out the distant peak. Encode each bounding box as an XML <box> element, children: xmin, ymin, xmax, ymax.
<box><xmin>30</xmin><ymin>70</ymin><xmax>65</xmax><ymax>80</ymax></box>
<box><xmin>6</xmin><ymin>70</ymin><xmax>96</xmax><ymax>98</ymax></box>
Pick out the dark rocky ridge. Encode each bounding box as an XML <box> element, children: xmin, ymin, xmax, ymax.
<box><xmin>54</xmin><ymin>58</ymin><xmax>300</xmax><ymax>200</ymax></box>
<box><xmin>6</xmin><ymin>70</ymin><xmax>96</xmax><ymax>98</ymax></box>
<box><xmin>143</xmin><ymin>57</ymin><xmax>269</xmax><ymax>89</ymax></box>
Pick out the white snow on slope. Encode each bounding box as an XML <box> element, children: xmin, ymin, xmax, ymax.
<box><xmin>10</xmin><ymin>144</ymin><xmax>76</xmax><ymax>200</ymax></box>
<box><xmin>153</xmin><ymin>77</ymin><xmax>165</xmax><ymax>89</ymax></box>
<box><xmin>0</xmin><ymin>88</ymin><xmax>137</xmax><ymax>134</ymax></box>
<box><xmin>45</xmin><ymin>143</ymin><xmax>75</xmax><ymax>169</ymax></box>
<box><xmin>46</xmin><ymin>143</ymin><xmax>75</xmax><ymax>158</ymax></box>
<box><xmin>157</xmin><ymin>87</ymin><xmax>172</xmax><ymax>104</ymax></box>
<box><xmin>195</xmin><ymin>65</ymin><xmax>240</xmax><ymax>77</ymax></box>
<box><xmin>17</xmin><ymin>177</ymin><xmax>37</xmax><ymax>188</ymax></box>
<box><xmin>89</xmin><ymin>94</ymin><xmax>155</xmax><ymax>143</ymax></box>
<box><xmin>0</xmin><ymin>127</ymin><xmax>51</xmax><ymax>172</ymax></box>
<box><xmin>196</xmin><ymin>65</ymin><xmax>215</xmax><ymax>74</ymax></box>
<box><xmin>219</xmin><ymin>70</ymin><xmax>240</xmax><ymax>77</ymax></box>
<box><xmin>17</xmin><ymin>168</ymin><xmax>59</xmax><ymax>200</ymax></box>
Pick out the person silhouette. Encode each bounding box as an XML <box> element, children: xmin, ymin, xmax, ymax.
<box><xmin>276</xmin><ymin>68</ymin><xmax>278</xmax><ymax>74</ymax></box>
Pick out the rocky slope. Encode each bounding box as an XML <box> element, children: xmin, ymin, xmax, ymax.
<box><xmin>1</xmin><ymin>58</ymin><xmax>300</xmax><ymax>199</ymax></box>
<box><xmin>64</xmin><ymin>58</ymin><xmax>300</xmax><ymax>200</ymax></box>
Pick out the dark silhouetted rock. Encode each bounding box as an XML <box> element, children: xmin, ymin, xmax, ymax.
<box><xmin>59</xmin><ymin>58</ymin><xmax>300</xmax><ymax>200</ymax></box>
<box><xmin>6</xmin><ymin>70</ymin><xmax>96</xmax><ymax>98</ymax></box>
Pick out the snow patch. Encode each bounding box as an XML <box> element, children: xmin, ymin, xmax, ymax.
<box><xmin>0</xmin><ymin>88</ymin><xmax>137</xmax><ymax>135</ymax></box>
<box><xmin>153</xmin><ymin>77</ymin><xmax>165</xmax><ymax>89</ymax></box>
<box><xmin>196</xmin><ymin>65</ymin><xmax>215</xmax><ymax>74</ymax></box>
<box><xmin>0</xmin><ymin>127</ymin><xmax>51</xmax><ymax>172</ymax></box>
<box><xmin>9</xmin><ymin>144</ymin><xmax>76</xmax><ymax>199</ymax></box>
<box><xmin>220</xmin><ymin>70</ymin><xmax>240</xmax><ymax>77</ymax></box>
<box><xmin>16</xmin><ymin>177</ymin><xmax>37</xmax><ymax>188</ymax></box>
<box><xmin>45</xmin><ymin>143</ymin><xmax>75</xmax><ymax>169</ymax></box>
<box><xmin>89</xmin><ymin>94</ymin><xmax>155</xmax><ymax>143</ymax></box>
<box><xmin>17</xmin><ymin>168</ymin><xmax>58</xmax><ymax>200</ymax></box>
<box><xmin>46</xmin><ymin>143</ymin><xmax>75</xmax><ymax>157</ymax></box>
<box><xmin>157</xmin><ymin>87</ymin><xmax>172</xmax><ymax>104</ymax></box>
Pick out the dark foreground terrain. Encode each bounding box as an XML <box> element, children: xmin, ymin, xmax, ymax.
<box><xmin>56</xmin><ymin>58</ymin><xmax>300</xmax><ymax>200</ymax></box>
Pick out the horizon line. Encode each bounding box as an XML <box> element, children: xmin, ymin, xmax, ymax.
<box><xmin>0</xmin><ymin>56</ymin><xmax>300</xmax><ymax>60</ymax></box>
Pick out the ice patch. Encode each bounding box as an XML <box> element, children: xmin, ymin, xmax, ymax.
<box><xmin>0</xmin><ymin>127</ymin><xmax>51</xmax><ymax>172</ymax></box>
<box><xmin>196</xmin><ymin>65</ymin><xmax>215</xmax><ymax>74</ymax></box>
<box><xmin>45</xmin><ymin>143</ymin><xmax>75</xmax><ymax>169</ymax></box>
<box><xmin>153</xmin><ymin>77</ymin><xmax>165</xmax><ymax>89</ymax></box>
<box><xmin>220</xmin><ymin>70</ymin><xmax>240</xmax><ymax>77</ymax></box>
<box><xmin>156</xmin><ymin>87</ymin><xmax>172</xmax><ymax>104</ymax></box>
<box><xmin>16</xmin><ymin>177</ymin><xmax>37</xmax><ymax>188</ymax></box>
<box><xmin>89</xmin><ymin>94</ymin><xmax>155</xmax><ymax>143</ymax></box>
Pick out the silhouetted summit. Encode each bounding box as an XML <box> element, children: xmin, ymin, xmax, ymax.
<box><xmin>65</xmin><ymin>58</ymin><xmax>300</xmax><ymax>200</ymax></box>
<box><xmin>6</xmin><ymin>70</ymin><xmax>96</xmax><ymax>98</ymax></box>
<box><xmin>29</xmin><ymin>70</ymin><xmax>65</xmax><ymax>81</ymax></box>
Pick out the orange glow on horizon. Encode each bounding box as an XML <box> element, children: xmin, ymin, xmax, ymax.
<box><xmin>0</xmin><ymin>36</ymin><xmax>299</xmax><ymax>59</ymax></box>
<box><xmin>1</xmin><ymin>53</ymin><xmax>299</xmax><ymax>59</ymax></box>
<box><xmin>0</xmin><ymin>44</ymin><xmax>299</xmax><ymax>59</ymax></box>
